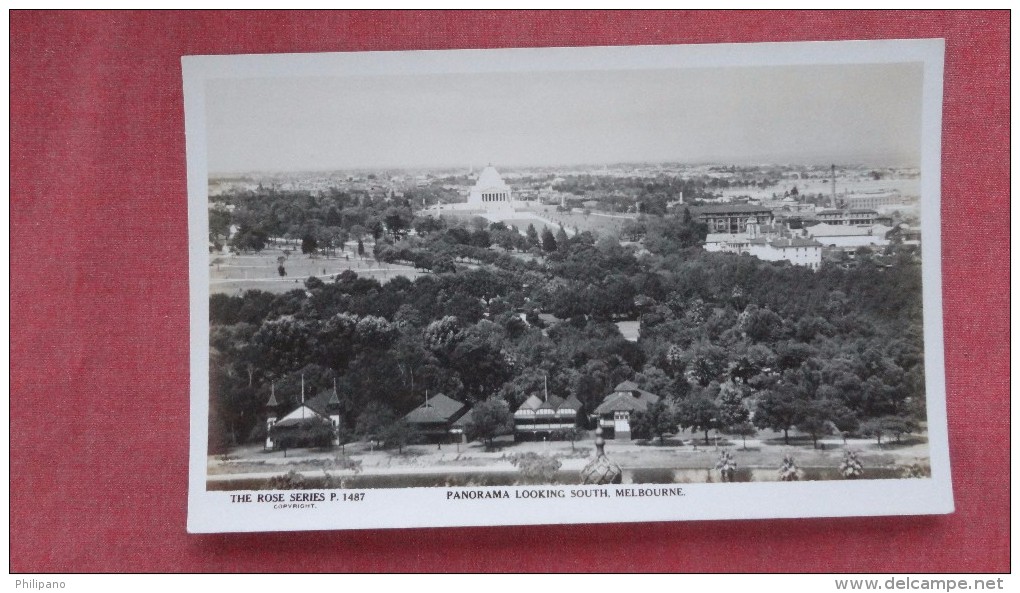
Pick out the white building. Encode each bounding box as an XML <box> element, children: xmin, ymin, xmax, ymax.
<box><xmin>704</xmin><ymin>220</ymin><xmax>822</xmax><ymax>270</ymax></box>
<box><xmin>805</xmin><ymin>222</ymin><xmax>891</xmax><ymax>248</ymax></box>
<box><xmin>467</xmin><ymin>165</ymin><xmax>515</xmax><ymax>211</ymax></box>
<box><xmin>747</xmin><ymin>237</ymin><xmax>823</xmax><ymax>270</ymax></box>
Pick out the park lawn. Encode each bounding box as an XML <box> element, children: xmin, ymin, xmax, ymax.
<box><xmin>210</xmin><ymin>247</ymin><xmax>426</xmax><ymax>295</ymax></box>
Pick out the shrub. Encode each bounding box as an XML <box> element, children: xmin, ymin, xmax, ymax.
<box><xmin>266</xmin><ymin>470</ymin><xmax>307</xmax><ymax>489</ymax></box>
<box><xmin>510</xmin><ymin>453</ymin><xmax>562</xmax><ymax>484</ymax></box>
<box><xmin>839</xmin><ymin>450</ymin><xmax>864</xmax><ymax>479</ymax></box>
<box><xmin>778</xmin><ymin>454</ymin><xmax>799</xmax><ymax>481</ymax></box>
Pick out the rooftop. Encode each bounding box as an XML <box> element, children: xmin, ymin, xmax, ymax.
<box><xmin>594</xmin><ymin>382</ymin><xmax>661</xmax><ymax>414</ymax></box>
<box><xmin>768</xmin><ymin>237</ymin><xmax>822</xmax><ymax>249</ymax></box>
<box><xmin>404</xmin><ymin>393</ymin><xmax>467</xmax><ymax>424</ymax></box>
<box><xmin>473</xmin><ymin>166</ymin><xmax>510</xmax><ymax>191</ymax></box>
<box><xmin>692</xmin><ymin>204</ymin><xmax>774</xmax><ymax>215</ymax></box>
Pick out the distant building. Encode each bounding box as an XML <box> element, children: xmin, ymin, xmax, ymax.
<box><xmin>467</xmin><ymin>165</ymin><xmax>515</xmax><ymax>211</ymax></box>
<box><xmin>691</xmin><ymin>204</ymin><xmax>774</xmax><ymax>233</ymax></box>
<box><xmin>592</xmin><ymin>381</ymin><xmax>661</xmax><ymax>440</ymax></box>
<box><xmin>746</xmin><ymin>236</ymin><xmax>823</xmax><ymax>270</ymax></box>
<box><xmin>404</xmin><ymin>393</ymin><xmax>470</xmax><ymax>444</ymax></box>
<box><xmin>816</xmin><ymin>209</ymin><xmax>883</xmax><ymax>226</ymax></box>
<box><xmin>842</xmin><ymin>191</ymin><xmax>912</xmax><ymax>209</ymax></box>
<box><xmin>513</xmin><ymin>393</ymin><xmax>582</xmax><ymax>441</ymax></box>
<box><xmin>704</xmin><ymin>220</ymin><xmax>822</xmax><ymax>270</ymax></box>
<box><xmin>804</xmin><ymin>222</ymin><xmax>891</xmax><ymax>249</ymax></box>
<box><xmin>888</xmin><ymin>224</ymin><xmax>922</xmax><ymax>245</ymax></box>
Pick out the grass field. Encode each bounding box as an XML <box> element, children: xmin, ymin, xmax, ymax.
<box><xmin>526</xmin><ymin>205</ymin><xmax>636</xmax><ymax>238</ymax></box>
<box><xmin>433</xmin><ymin>202</ymin><xmax>637</xmax><ymax>239</ymax></box>
<box><xmin>210</xmin><ymin>246</ymin><xmax>426</xmax><ymax>295</ymax></box>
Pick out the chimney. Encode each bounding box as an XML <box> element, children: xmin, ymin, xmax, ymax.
<box><xmin>830</xmin><ymin>164</ymin><xmax>837</xmax><ymax>209</ymax></box>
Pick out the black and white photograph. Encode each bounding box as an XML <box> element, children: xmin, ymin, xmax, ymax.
<box><xmin>184</xmin><ymin>40</ymin><xmax>952</xmax><ymax>532</ymax></box>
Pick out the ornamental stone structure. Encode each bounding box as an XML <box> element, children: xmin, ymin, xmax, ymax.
<box><xmin>580</xmin><ymin>426</ymin><xmax>622</xmax><ymax>485</ymax></box>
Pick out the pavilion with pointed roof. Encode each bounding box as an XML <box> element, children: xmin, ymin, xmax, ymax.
<box><xmin>265</xmin><ymin>384</ymin><xmax>343</xmax><ymax>450</ymax></box>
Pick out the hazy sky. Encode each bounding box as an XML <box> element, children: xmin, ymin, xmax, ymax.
<box><xmin>205</xmin><ymin>62</ymin><xmax>923</xmax><ymax>173</ymax></box>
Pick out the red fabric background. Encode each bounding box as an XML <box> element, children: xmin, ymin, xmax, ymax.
<box><xmin>10</xmin><ymin>11</ymin><xmax>1009</xmax><ymax>573</ymax></box>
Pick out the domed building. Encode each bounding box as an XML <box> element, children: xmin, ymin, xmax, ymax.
<box><xmin>467</xmin><ymin>165</ymin><xmax>514</xmax><ymax>211</ymax></box>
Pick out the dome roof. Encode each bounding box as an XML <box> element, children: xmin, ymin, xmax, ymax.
<box><xmin>473</xmin><ymin>166</ymin><xmax>509</xmax><ymax>191</ymax></box>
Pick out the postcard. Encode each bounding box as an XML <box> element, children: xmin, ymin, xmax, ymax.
<box><xmin>184</xmin><ymin>39</ymin><xmax>952</xmax><ymax>533</ymax></box>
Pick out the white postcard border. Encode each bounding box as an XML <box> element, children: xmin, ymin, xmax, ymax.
<box><xmin>184</xmin><ymin>39</ymin><xmax>952</xmax><ymax>533</ymax></box>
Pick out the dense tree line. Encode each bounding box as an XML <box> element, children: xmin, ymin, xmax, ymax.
<box><xmin>208</xmin><ymin>187</ymin><xmax>926</xmax><ymax>453</ymax></box>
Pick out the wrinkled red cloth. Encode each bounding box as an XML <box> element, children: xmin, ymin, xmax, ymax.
<box><xmin>10</xmin><ymin>10</ymin><xmax>1009</xmax><ymax>573</ymax></box>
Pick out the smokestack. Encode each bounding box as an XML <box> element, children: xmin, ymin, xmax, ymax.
<box><xmin>830</xmin><ymin>164</ymin><xmax>837</xmax><ymax>209</ymax></box>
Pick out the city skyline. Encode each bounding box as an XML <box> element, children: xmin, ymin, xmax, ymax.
<box><xmin>206</xmin><ymin>62</ymin><xmax>924</xmax><ymax>174</ymax></box>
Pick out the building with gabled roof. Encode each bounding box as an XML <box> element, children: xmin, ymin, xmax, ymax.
<box><xmin>513</xmin><ymin>391</ymin><xmax>582</xmax><ymax>441</ymax></box>
<box><xmin>265</xmin><ymin>384</ymin><xmax>342</xmax><ymax>450</ymax></box>
<box><xmin>403</xmin><ymin>393</ymin><xmax>470</xmax><ymax>444</ymax></box>
<box><xmin>593</xmin><ymin>381</ymin><xmax>661</xmax><ymax>440</ymax></box>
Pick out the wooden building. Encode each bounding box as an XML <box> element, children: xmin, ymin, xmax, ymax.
<box><xmin>592</xmin><ymin>381</ymin><xmax>661</xmax><ymax>440</ymax></box>
<box><xmin>403</xmin><ymin>393</ymin><xmax>470</xmax><ymax>444</ymax></box>
<box><xmin>513</xmin><ymin>393</ymin><xmax>582</xmax><ymax>441</ymax></box>
<box><xmin>265</xmin><ymin>387</ymin><xmax>341</xmax><ymax>450</ymax></box>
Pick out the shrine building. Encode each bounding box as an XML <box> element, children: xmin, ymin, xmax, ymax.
<box><xmin>467</xmin><ymin>165</ymin><xmax>515</xmax><ymax>211</ymax></box>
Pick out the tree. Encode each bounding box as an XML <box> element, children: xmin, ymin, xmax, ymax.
<box><xmin>859</xmin><ymin>418</ymin><xmax>887</xmax><ymax>447</ymax></box>
<box><xmin>301</xmin><ymin>234</ymin><xmax>318</xmax><ymax>254</ymax></box>
<box><xmin>753</xmin><ymin>385</ymin><xmax>804</xmax><ymax>445</ymax></box>
<box><xmin>715</xmin><ymin>381</ymin><xmax>749</xmax><ymax>428</ymax></box>
<box><xmin>525</xmin><ymin>224</ymin><xmax>540</xmax><ymax>248</ymax></box>
<box><xmin>559</xmin><ymin>426</ymin><xmax>584</xmax><ymax>452</ymax></box>
<box><xmin>677</xmin><ymin>395</ymin><xmax>719</xmax><ymax>445</ymax></box>
<box><xmin>727</xmin><ymin>421</ymin><xmax>757</xmax><ymax>450</ymax></box>
<box><xmin>688</xmin><ymin>342</ymin><xmax>728</xmax><ymax>386</ymax></box>
<box><xmin>796</xmin><ymin>398</ymin><xmax>837</xmax><ymax>449</ymax></box>
<box><xmin>739</xmin><ymin>305</ymin><xmax>783</xmax><ymax>342</ymax></box>
<box><xmin>634</xmin><ymin>366</ymin><xmax>675</xmax><ymax>400</ymax></box>
<box><xmin>384</xmin><ymin>208</ymin><xmax>409</xmax><ymax>238</ymax></box>
<box><xmin>861</xmin><ymin>415</ymin><xmax>918</xmax><ymax>447</ymax></box>
<box><xmin>230</xmin><ymin>225</ymin><xmax>268</xmax><ymax>252</ymax></box>
<box><xmin>381</xmin><ymin>418</ymin><xmax>421</xmax><ymax>453</ymax></box>
<box><xmin>555</xmin><ymin>225</ymin><xmax>569</xmax><ymax>246</ymax></box>
<box><xmin>355</xmin><ymin>402</ymin><xmax>396</xmax><ymax>449</ymax></box>
<box><xmin>541</xmin><ymin>227</ymin><xmax>558</xmax><ymax>252</ymax></box>
<box><xmin>335</xmin><ymin>419</ymin><xmax>353</xmax><ymax>454</ymax></box>
<box><xmin>882</xmin><ymin>415</ymin><xmax>919</xmax><ymax>443</ymax></box>
<box><xmin>465</xmin><ymin>397</ymin><xmax>514</xmax><ymax>449</ymax></box>
<box><xmin>357</xmin><ymin>238</ymin><xmax>365</xmax><ymax>257</ymax></box>
<box><xmin>630</xmin><ymin>400</ymin><xmax>677</xmax><ymax>444</ymax></box>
